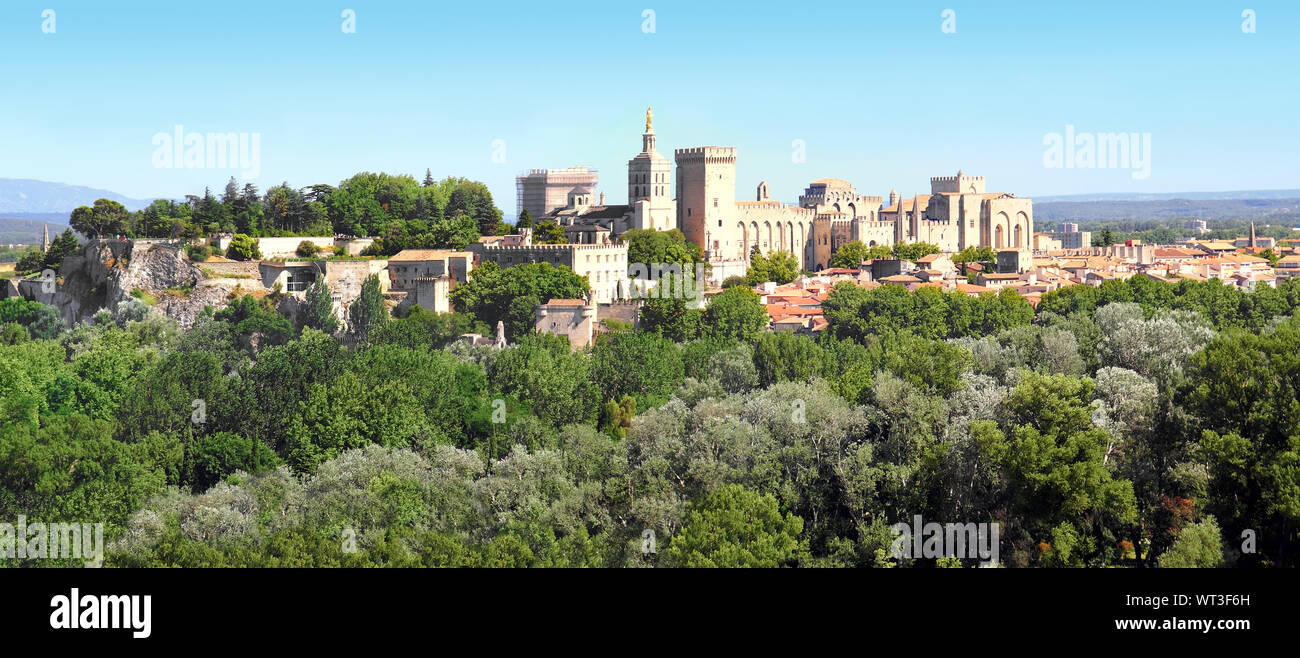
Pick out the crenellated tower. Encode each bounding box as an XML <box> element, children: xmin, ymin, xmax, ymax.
<box><xmin>675</xmin><ymin>146</ymin><xmax>737</xmax><ymax>259</ymax></box>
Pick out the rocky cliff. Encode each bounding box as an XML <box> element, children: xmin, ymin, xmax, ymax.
<box><xmin>19</xmin><ymin>239</ymin><xmax>245</xmax><ymax>330</ymax></box>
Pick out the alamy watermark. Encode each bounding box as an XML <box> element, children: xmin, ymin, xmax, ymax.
<box><xmin>50</xmin><ymin>588</ymin><xmax>151</xmax><ymax>638</ymax></box>
<box><xmin>890</xmin><ymin>515</ymin><xmax>999</xmax><ymax>566</ymax></box>
<box><xmin>1042</xmin><ymin>125</ymin><xmax>1151</xmax><ymax>180</ymax></box>
<box><xmin>1</xmin><ymin>515</ymin><xmax>104</xmax><ymax>567</ymax></box>
<box><xmin>941</xmin><ymin>9</ymin><xmax>956</xmax><ymax>34</ymax></box>
<box><xmin>626</xmin><ymin>262</ymin><xmax>708</xmax><ymax>300</ymax></box>
<box><xmin>152</xmin><ymin>125</ymin><xmax>261</xmax><ymax>179</ymax></box>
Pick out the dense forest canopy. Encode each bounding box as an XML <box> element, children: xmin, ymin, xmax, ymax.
<box><xmin>57</xmin><ymin>172</ymin><xmax>508</xmax><ymax>258</ymax></box>
<box><xmin>3</xmin><ymin>272</ymin><xmax>1299</xmax><ymax>568</ymax></box>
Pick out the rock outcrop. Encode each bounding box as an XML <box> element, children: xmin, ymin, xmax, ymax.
<box><xmin>19</xmin><ymin>239</ymin><xmax>246</xmax><ymax>330</ymax></box>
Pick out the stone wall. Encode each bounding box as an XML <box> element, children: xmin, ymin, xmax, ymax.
<box><xmin>199</xmin><ymin>260</ymin><xmax>261</xmax><ymax>279</ymax></box>
<box><xmin>336</xmin><ymin>238</ymin><xmax>375</xmax><ymax>256</ymax></box>
<box><xmin>212</xmin><ymin>235</ymin><xmax>335</xmax><ymax>258</ymax></box>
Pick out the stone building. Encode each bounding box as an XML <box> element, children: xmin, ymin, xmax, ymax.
<box><xmin>386</xmin><ymin>249</ymin><xmax>473</xmax><ymax>288</ymax></box>
<box><xmin>1050</xmin><ymin>230</ymin><xmax>1092</xmax><ymax>250</ymax></box>
<box><xmin>676</xmin><ymin>149</ymin><xmax>896</xmax><ymax>276</ymax></box>
<box><xmin>515</xmin><ymin>167</ymin><xmax>599</xmax><ymax>221</ymax></box>
<box><xmin>407</xmin><ymin>276</ymin><xmax>451</xmax><ymax>314</ymax></box>
<box><xmin>801</xmin><ymin>179</ymin><xmax>888</xmax><ymax>270</ymax></box>
<box><xmin>626</xmin><ymin>108</ymin><xmax>677</xmax><ymax>232</ymax></box>
<box><xmin>528</xmin><ymin>110</ymin><xmax>1035</xmax><ymax>281</ymax></box>
<box><xmin>534</xmin><ymin>296</ymin><xmax>597</xmax><ymax>350</ymax></box>
<box><xmin>882</xmin><ymin>171</ymin><xmax>1034</xmax><ymax>260</ymax></box>
<box><xmin>465</xmin><ymin>242</ymin><xmax>629</xmax><ymax>303</ymax></box>
<box><xmin>536</xmin><ymin>109</ymin><xmax>677</xmax><ymax>236</ymax></box>
<box><xmin>385</xmin><ymin>249</ymin><xmax>472</xmax><ymax>314</ymax></box>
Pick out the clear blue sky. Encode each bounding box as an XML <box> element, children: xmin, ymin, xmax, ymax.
<box><xmin>2</xmin><ymin>1</ymin><xmax>1297</xmax><ymax>216</ymax></box>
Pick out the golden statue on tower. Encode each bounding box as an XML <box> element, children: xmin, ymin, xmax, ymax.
<box><xmin>645</xmin><ymin>107</ymin><xmax>653</xmax><ymax>132</ymax></box>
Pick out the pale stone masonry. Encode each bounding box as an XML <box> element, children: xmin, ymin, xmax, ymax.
<box><xmin>527</xmin><ymin>109</ymin><xmax>1037</xmax><ymax>281</ymax></box>
<box><xmin>537</xmin><ymin>109</ymin><xmax>676</xmax><ymax>236</ymax></box>
<box><xmin>465</xmin><ymin>242</ymin><xmax>629</xmax><ymax>303</ymax></box>
<box><xmin>515</xmin><ymin>167</ymin><xmax>600</xmax><ymax>221</ymax></box>
<box><xmin>386</xmin><ymin>249</ymin><xmax>473</xmax><ymax>288</ymax></box>
<box><xmin>534</xmin><ymin>296</ymin><xmax>596</xmax><ymax>349</ymax></box>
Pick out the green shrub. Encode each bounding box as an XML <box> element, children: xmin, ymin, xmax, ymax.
<box><xmin>296</xmin><ymin>241</ymin><xmax>321</xmax><ymax>258</ymax></box>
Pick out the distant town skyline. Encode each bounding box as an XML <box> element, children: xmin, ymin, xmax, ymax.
<box><xmin>3</xmin><ymin>1</ymin><xmax>1298</xmax><ymax>217</ymax></box>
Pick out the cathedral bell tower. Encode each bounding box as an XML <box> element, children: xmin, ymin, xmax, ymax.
<box><xmin>627</xmin><ymin>107</ymin><xmax>675</xmax><ymax>231</ymax></box>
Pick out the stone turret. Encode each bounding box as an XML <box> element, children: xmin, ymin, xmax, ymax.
<box><xmin>535</xmin><ymin>297</ymin><xmax>597</xmax><ymax>350</ymax></box>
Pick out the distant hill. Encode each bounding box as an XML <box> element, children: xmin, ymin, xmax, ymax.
<box><xmin>0</xmin><ymin>216</ymin><xmax>73</xmax><ymax>245</ymax></box>
<box><xmin>0</xmin><ymin>178</ymin><xmax>153</xmax><ymax>214</ymax></box>
<box><xmin>1033</xmin><ymin>189</ymin><xmax>1300</xmax><ymax>203</ymax></box>
<box><xmin>1034</xmin><ymin>195</ymin><xmax>1300</xmax><ymax>223</ymax></box>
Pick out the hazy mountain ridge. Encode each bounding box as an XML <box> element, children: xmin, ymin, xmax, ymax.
<box><xmin>1033</xmin><ymin>189</ymin><xmax>1300</xmax><ymax>203</ymax></box>
<box><xmin>0</xmin><ymin>178</ymin><xmax>152</xmax><ymax>213</ymax></box>
<box><xmin>1034</xmin><ymin>196</ymin><xmax>1300</xmax><ymax>222</ymax></box>
<box><xmin>0</xmin><ymin>216</ymin><xmax>73</xmax><ymax>245</ymax></box>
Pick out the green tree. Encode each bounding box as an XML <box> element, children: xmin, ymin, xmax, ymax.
<box><xmin>296</xmin><ymin>240</ymin><xmax>321</xmax><ymax>258</ymax></box>
<box><xmin>829</xmin><ymin>241</ymin><xmax>871</xmax><ymax>269</ymax></box>
<box><xmin>488</xmin><ymin>334</ymin><xmax>598</xmax><ymax>428</ymax></box>
<box><xmin>225</xmin><ymin>234</ymin><xmax>261</xmax><ymax>261</ymax></box>
<box><xmin>301</xmin><ymin>278</ymin><xmax>339</xmax><ymax>334</ymax></box>
<box><xmin>215</xmin><ymin>294</ymin><xmax>292</xmax><ymax>353</ymax></box>
<box><xmin>532</xmin><ymin>220</ymin><xmax>566</xmax><ymax>244</ymax></box>
<box><xmin>15</xmin><ymin>249</ymin><xmax>46</xmax><ymax>274</ymax></box>
<box><xmin>1158</xmin><ymin>516</ymin><xmax>1225</xmax><ymax>568</ymax></box>
<box><xmin>446</xmin><ymin>181</ymin><xmax>504</xmax><ymax>237</ymax></box>
<box><xmin>953</xmin><ymin>245</ymin><xmax>995</xmax><ymax>265</ymax></box>
<box><xmin>892</xmin><ymin>241</ymin><xmax>941</xmax><ymax>262</ymax></box>
<box><xmin>979</xmin><ymin>373</ymin><xmax>1138</xmax><ymax>566</ymax></box>
<box><xmin>639</xmin><ymin>296</ymin><xmax>704</xmax><ymax>342</ymax></box>
<box><xmin>43</xmin><ymin>230</ymin><xmax>80</xmax><ymax>271</ymax></box>
<box><xmin>348</xmin><ymin>274</ymin><xmax>389</xmax><ymax>343</ymax></box>
<box><xmin>186</xmin><ymin>431</ymin><xmax>280</xmax><ymax>490</ymax></box>
<box><xmin>1258</xmin><ymin>248</ymin><xmax>1280</xmax><ymax>268</ymax></box>
<box><xmin>704</xmin><ymin>286</ymin><xmax>769</xmax><ymax>342</ymax></box>
<box><xmin>663</xmin><ymin>484</ymin><xmax>807</xmax><ymax>568</ymax></box>
<box><xmin>1182</xmin><ymin>318</ymin><xmax>1300</xmax><ymax>565</ymax></box>
<box><xmin>622</xmin><ymin>228</ymin><xmax>704</xmax><ymax>270</ymax></box>
<box><xmin>745</xmin><ymin>250</ymin><xmax>799</xmax><ymax>284</ymax></box>
<box><xmin>591</xmin><ymin>331</ymin><xmax>684</xmax><ymax>410</ymax></box>
<box><xmin>450</xmin><ymin>262</ymin><xmax>589</xmax><ymax>337</ymax></box>
<box><xmin>68</xmin><ymin>199</ymin><xmax>128</xmax><ymax>238</ymax></box>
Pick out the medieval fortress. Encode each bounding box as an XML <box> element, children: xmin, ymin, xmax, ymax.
<box><xmin>519</xmin><ymin>109</ymin><xmax>1034</xmax><ymax>283</ymax></box>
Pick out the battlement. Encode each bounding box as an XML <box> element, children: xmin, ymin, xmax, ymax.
<box><xmin>478</xmin><ymin>243</ymin><xmax>625</xmax><ymax>251</ymax></box>
<box><xmin>521</xmin><ymin>166</ymin><xmax>598</xmax><ymax>177</ymax></box>
<box><xmin>929</xmin><ymin>175</ymin><xmax>984</xmax><ymax>183</ymax></box>
<box><xmin>930</xmin><ymin>172</ymin><xmax>986</xmax><ymax>194</ymax></box>
<box><xmin>674</xmin><ymin>146</ymin><xmax>737</xmax><ymax>161</ymax></box>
